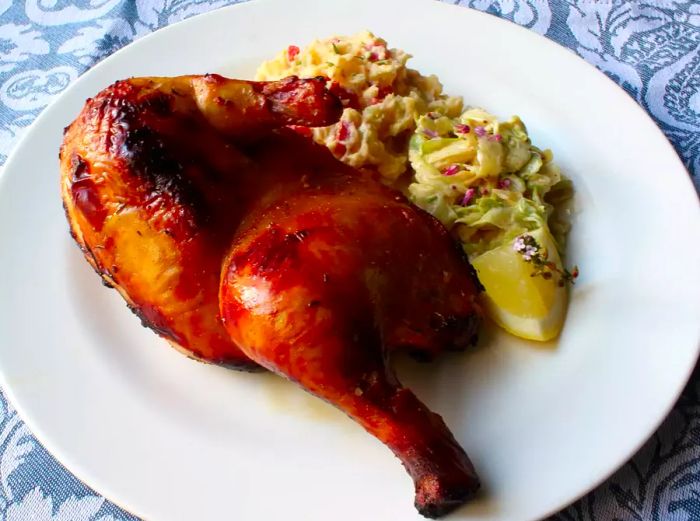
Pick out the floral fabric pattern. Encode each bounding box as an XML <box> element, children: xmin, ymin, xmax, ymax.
<box><xmin>0</xmin><ymin>1</ymin><xmax>698</xmax><ymax>519</ymax></box>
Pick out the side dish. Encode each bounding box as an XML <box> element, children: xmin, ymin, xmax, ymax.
<box><xmin>256</xmin><ymin>30</ymin><xmax>462</xmax><ymax>182</ymax></box>
<box><xmin>258</xmin><ymin>32</ymin><xmax>576</xmax><ymax>340</ymax></box>
<box><xmin>409</xmin><ymin>111</ymin><xmax>575</xmax><ymax>340</ymax></box>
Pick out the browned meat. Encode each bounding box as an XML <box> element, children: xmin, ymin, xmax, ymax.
<box><xmin>60</xmin><ymin>74</ymin><xmax>483</xmax><ymax>517</ymax></box>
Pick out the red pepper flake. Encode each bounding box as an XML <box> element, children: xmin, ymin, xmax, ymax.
<box><xmin>443</xmin><ymin>164</ymin><xmax>460</xmax><ymax>176</ymax></box>
<box><xmin>489</xmin><ymin>134</ymin><xmax>502</xmax><ymax>142</ymax></box>
<box><xmin>368</xmin><ymin>51</ymin><xmax>379</xmax><ymax>61</ymax></box>
<box><xmin>334</xmin><ymin>142</ymin><xmax>347</xmax><ymax>156</ymax></box>
<box><xmin>365</xmin><ymin>41</ymin><xmax>387</xmax><ymax>56</ymax></box>
<box><xmin>497</xmin><ymin>178</ymin><xmax>511</xmax><ymax>189</ymax></box>
<box><xmin>460</xmin><ymin>188</ymin><xmax>476</xmax><ymax>206</ymax></box>
<box><xmin>336</xmin><ymin>120</ymin><xmax>351</xmax><ymax>142</ymax></box>
<box><xmin>454</xmin><ymin>124</ymin><xmax>470</xmax><ymax>134</ymax></box>
<box><xmin>370</xmin><ymin>86</ymin><xmax>393</xmax><ymax>105</ymax></box>
<box><xmin>287</xmin><ymin>45</ymin><xmax>300</xmax><ymax>61</ymax></box>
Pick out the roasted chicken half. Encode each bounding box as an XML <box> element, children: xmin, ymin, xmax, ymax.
<box><xmin>60</xmin><ymin>74</ymin><xmax>483</xmax><ymax>517</ymax></box>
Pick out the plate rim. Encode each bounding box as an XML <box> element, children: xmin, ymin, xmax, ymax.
<box><xmin>0</xmin><ymin>1</ymin><xmax>698</xmax><ymax>520</ymax></box>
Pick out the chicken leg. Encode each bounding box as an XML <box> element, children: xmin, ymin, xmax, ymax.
<box><xmin>219</xmin><ymin>133</ymin><xmax>482</xmax><ymax>517</ymax></box>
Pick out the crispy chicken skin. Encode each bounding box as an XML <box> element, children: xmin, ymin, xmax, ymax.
<box><xmin>60</xmin><ymin>75</ymin><xmax>342</xmax><ymax>368</ymax></box>
<box><xmin>61</xmin><ymin>74</ymin><xmax>483</xmax><ymax>517</ymax></box>
<box><xmin>219</xmin><ymin>138</ymin><xmax>483</xmax><ymax>516</ymax></box>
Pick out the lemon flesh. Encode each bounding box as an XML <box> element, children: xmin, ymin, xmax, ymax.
<box><xmin>471</xmin><ymin>228</ymin><xmax>567</xmax><ymax>341</ymax></box>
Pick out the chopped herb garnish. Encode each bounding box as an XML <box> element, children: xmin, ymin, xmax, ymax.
<box><xmin>513</xmin><ymin>234</ymin><xmax>579</xmax><ymax>286</ymax></box>
<box><xmin>332</xmin><ymin>43</ymin><xmax>340</xmax><ymax>54</ymax></box>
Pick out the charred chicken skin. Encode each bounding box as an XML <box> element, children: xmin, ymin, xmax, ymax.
<box><xmin>60</xmin><ymin>75</ymin><xmax>341</xmax><ymax>368</ymax></box>
<box><xmin>60</xmin><ymin>74</ymin><xmax>483</xmax><ymax>517</ymax></box>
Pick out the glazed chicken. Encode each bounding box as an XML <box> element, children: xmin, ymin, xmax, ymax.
<box><xmin>60</xmin><ymin>74</ymin><xmax>483</xmax><ymax>517</ymax></box>
<box><xmin>61</xmin><ymin>75</ymin><xmax>342</xmax><ymax>368</ymax></box>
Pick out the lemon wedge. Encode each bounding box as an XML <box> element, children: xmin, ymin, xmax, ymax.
<box><xmin>471</xmin><ymin>227</ymin><xmax>567</xmax><ymax>341</ymax></box>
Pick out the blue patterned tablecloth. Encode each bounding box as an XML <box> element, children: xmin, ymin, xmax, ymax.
<box><xmin>0</xmin><ymin>1</ymin><xmax>698</xmax><ymax>520</ymax></box>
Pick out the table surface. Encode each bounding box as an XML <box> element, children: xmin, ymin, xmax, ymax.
<box><xmin>0</xmin><ymin>1</ymin><xmax>698</xmax><ymax>520</ymax></box>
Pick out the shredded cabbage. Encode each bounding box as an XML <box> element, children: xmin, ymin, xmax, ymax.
<box><xmin>408</xmin><ymin>110</ymin><xmax>572</xmax><ymax>257</ymax></box>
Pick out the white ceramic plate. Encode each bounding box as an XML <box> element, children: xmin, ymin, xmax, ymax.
<box><xmin>0</xmin><ymin>0</ymin><xmax>698</xmax><ymax>520</ymax></box>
